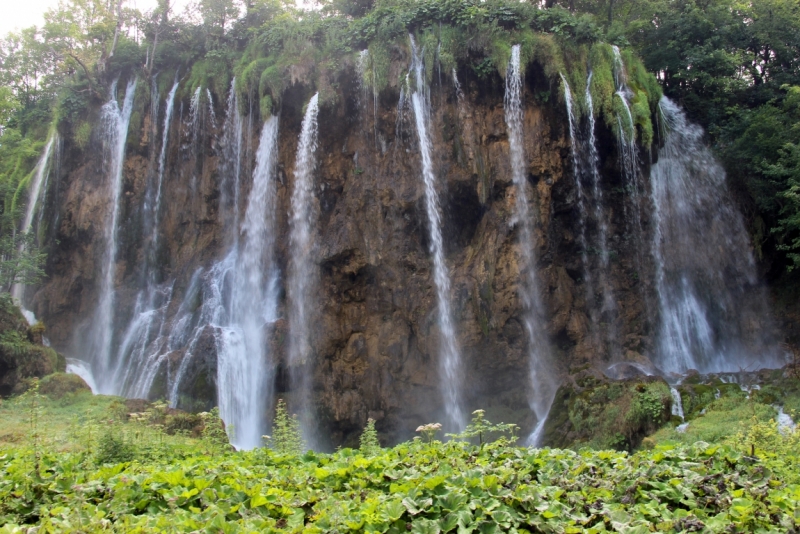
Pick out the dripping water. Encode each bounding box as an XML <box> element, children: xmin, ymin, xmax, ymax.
<box><xmin>506</xmin><ymin>45</ymin><xmax>554</xmax><ymax>445</ymax></box>
<box><xmin>585</xmin><ymin>72</ymin><xmax>618</xmax><ymax>353</ymax></box>
<box><xmin>560</xmin><ymin>75</ymin><xmax>592</xmax><ymax>313</ymax></box>
<box><xmin>409</xmin><ymin>35</ymin><xmax>464</xmax><ymax>431</ymax></box>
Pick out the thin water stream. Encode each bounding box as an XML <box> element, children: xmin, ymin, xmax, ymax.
<box><xmin>408</xmin><ymin>35</ymin><xmax>464</xmax><ymax>431</ymax></box>
<box><xmin>507</xmin><ymin>45</ymin><xmax>554</xmax><ymax>445</ymax></box>
<box><xmin>288</xmin><ymin>93</ymin><xmax>321</xmax><ymax>444</ymax></box>
<box><xmin>92</xmin><ymin>78</ymin><xmax>138</xmax><ymax>392</ymax></box>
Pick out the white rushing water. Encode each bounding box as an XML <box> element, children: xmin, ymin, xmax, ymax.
<box><xmin>20</xmin><ymin>135</ymin><xmax>56</xmax><ymax>237</ymax></box>
<box><xmin>507</xmin><ymin>45</ymin><xmax>554</xmax><ymax>445</ymax></box>
<box><xmin>216</xmin><ymin>116</ymin><xmax>281</xmax><ymax>450</ymax></box>
<box><xmin>670</xmin><ymin>387</ymin><xmax>685</xmax><ymax>421</ymax></box>
<box><xmin>152</xmin><ymin>81</ymin><xmax>179</xmax><ymax>266</ymax></box>
<box><xmin>408</xmin><ymin>35</ymin><xmax>465</xmax><ymax>431</ymax></box>
<box><xmin>220</xmin><ymin>78</ymin><xmax>244</xmax><ymax>245</ymax></box>
<box><xmin>288</xmin><ymin>93</ymin><xmax>321</xmax><ymax>443</ymax></box>
<box><xmin>776</xmin><ymin>407</ymin><xmax>796</xmax><ymax>436</ymax></box>
<box><xmin>650</xmin><ymin>97</ymin><xmax>779</xmax><ymax>374</ymax></box>
<box><xmin>12</xmin><ymin>133</ymin><xmax>57</xmax><ymax>305</ymax></box>
<box><xmin>104</xmin><ymin>80</ymin><xmax>179</xmax><ymax>398</ymax></box>
<box><xmin>66</xmin><ymin>358</ymin><xmax>98</xmax><ymax>393</ymax></box>
<box><xmin>92</xmin><ymin>78</ymin><xmax>138</xmax><ymax>392</ymax></box>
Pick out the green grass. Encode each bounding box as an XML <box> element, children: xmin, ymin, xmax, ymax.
<box><xmin>1</xmin><ymin>392</ymin><xmax>799</xmax><ymax>532</ymax></box>
<box><xmin>648</xmin><ymin>395</ymin><xmax>778</xmax><ymax>447</ymax></box>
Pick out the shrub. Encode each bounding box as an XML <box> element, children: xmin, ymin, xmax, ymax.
<box><xmin>268</xmin><ymin>399</ymin><xmax>305</xmax><ymax>456</ymax></box>
<box><xmin>359</xmin><ymin>418</ymin><xmax>381</xmax><ymax>455</ymax></box>
<box><xmin>95</xmin><ymin>425</ymin><xmax>136</xmax><ymax>464</ymax></box>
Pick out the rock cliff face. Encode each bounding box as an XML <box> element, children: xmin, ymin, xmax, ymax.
<box><xmin>23</xmin><ymin>57</ymin><xmax>738</xmax><ymax>446</ymax></box>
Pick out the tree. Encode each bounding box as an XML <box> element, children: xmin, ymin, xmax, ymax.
<box><xmin>0</xmin><ymin>232</ymin><xmax>46</xmax><ymax>292</ymax></box>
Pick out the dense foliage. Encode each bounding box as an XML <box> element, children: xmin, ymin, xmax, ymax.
<box><xmin>1</xmin><ymin>390</ymin><xmax>799</xmax><ymax>532</ymax></box>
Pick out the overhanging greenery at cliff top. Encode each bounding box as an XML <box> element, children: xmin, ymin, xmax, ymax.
<box><xmin>186</xmin><ymin>0</ymin><xmax>660</xmax><ymax>139</ymax></box>
<box><xmin>64</xmin><ymin>0</ymin><xmax>659</xmax><ymax>142</ymax></box>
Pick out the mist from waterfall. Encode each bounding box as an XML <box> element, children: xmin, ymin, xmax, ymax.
<box><xmin>650</xmin><ymin>98</ymin><xmax>780</xmax><ymax>374</ymax></box>
<box><xmin>506</xmin><ymin>45</ymin><xmax>554</xmax><ymax>445</ymax></box>
<box><xmin>409</xmin><ymin>35</ymin><xmax>465</xmax><ymax>431</ymax></box>
<box><xmin>287</xmin><ymin>93</ymin><xmax>321</xmax><ymax>445</ymax></box>
<box><xmin>91</xmin><ymin>78</ymin><xmax>137</xmax><ymax>392</ymax></box>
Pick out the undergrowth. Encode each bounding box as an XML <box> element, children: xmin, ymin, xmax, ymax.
<box><xmin>0</xmin><ymin>391</ymin><xmax>799</xmax><ymax>532</ymax></box>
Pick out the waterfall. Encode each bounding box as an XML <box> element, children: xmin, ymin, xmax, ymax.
<box><xmin>409</xmin><ymin>35</ymin><xmax>464</xmax><ymax>431</ymax></box>
<box><xmin>288</xmin><ymin>93</ymin><xmax>320</xmax><ymax>443</ymax></box>
<box><xmin>151</xmin><ymin>81</ymin><xmax>179</xmax><ymax>263</ymax></box>
<box><xmin>92</xmin><ymin>78</ymin><xmax>138</xmax><ymax>391</ymax></box>
<box><xmin>585</xmin><ymin>72</ymin><xmax>617</xmax><ymax>351</ymax></box>
<box><xmin>651</xmin><ymin>97</ymin><xmax>779</xmax><ymax>374</ymax></box>
<box><xmin>188</xmin><ymin>87</ymin><xmax>203</xmax><ymax>192</ymax></box>
<box><xmin>506</xmin><ymin>45</ymin><xmax>554</xmax><ymax>445</ymax></box>
<box><xmin>670</xmin><ymin>387</ymin><xmax>685</xmax><ymax>421</ymax></box>
<box><xmin>560</xmin><ymin>75</ymin><xmax>592</xmax><ymax>310</ymax></box>
<box><xmin>113</xmin><ymin>283</ymin><xmax>175</xmax><ymax>398</ymax></box>
<box><xmin>150</xmin><ymin>77</ymin><xmax>160</xmax><ymax>141</ymax></box>
<box><xmin>206</xmin><ymin>89</ymin><xmax>217</xmax><ymax>128</ymax></box>
<box><xmin>220</xmin><ymin>79</ymin><xmax>244</xmax><ymax>244</ymax></box>
<box><xmin>611</xmin><ymin>46</ymin><xmax>646</xmax><ymax>233</ymax></box>
<box><xmin>777</xmin><ymin>407</ymin><xmax>796</xmax><ymax>436</ymax></box>
<box><xmin>12</xmin><ymin>133</ymin><xmax>57</xmax><ymax>306</ymax></box>
<box><xmin>216</xmin><ymin>116</ymin><xmax>280</xmax><ymax>450</ymax></box>
<box><xmin>20</xmin><ymin>135</ymin><xmax>56</xmax><ymax>237</ymax></box>
<box><xmin>105</xmin><ymin>80</ymin><xmax>179</xmax><ymax>397</ymax></box>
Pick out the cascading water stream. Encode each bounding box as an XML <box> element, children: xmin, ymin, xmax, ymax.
<box><xmin>612</xmin><ymin>48</ymin><xmax>651</xmax><ymax>263</ymax></box>
<box><xmin>506</xmin><ymin>45</ymin><xmax>554</xmax><ymax>445</ymax></box>
<box><xmin>560</xmin><ymin>75</ymin><xmax>592</xmax><ymax>309</ymax></box>
<box><xmin>408</xmin><ymin>35</ymin><xmax>464</xmax><ymax>431</ymax></box>
<box><xmin>206</xmin><ymin>89</ymin><xmax>217</xmax><ymax>127</ymax></box>
<box><xmin>12</xmin><ymin>133</ymin><xmax>57</xmax><ymax>308</ymax></box>
<box><xmin>20</xmin><ymin>135</ymin><xmax>56</xmax><ymax>237</ymax></box>
<box><xmin>288</xmin><ymin>93</ymin><xmax>321</xmax><ymax>444</ymax></box>
<box><xmin>92</xmin><ymin>78</ymin><xmax>138</xmax><ymax>392</ymax></box>
<box><xmin>107</xmin><ymin>80</ymin><xmax>179</xmax><ymax>397</ymax></box>
<box><xmin>585</xmin><ymin>72</ymin><xmax>617</xmax><ymax>350</ymax></box>
<box><xmin>216</xmin><ymin>116</ymin><xmax>280</xmax><ymax>450</ymax></box>
<box><xmin>151</xmin><ymin>81</ymin><xmax>179</xmax><ymax>263</ymax></box>
<box><xmin>670</xmin><ymin>387</ymin><xmax>685</xmax><ymax>421</ymax></box>
<box><xmin>650</xmin><ymin>97</ymin><xmax>780</xmax><ymax>374</ymax></box>
<box><xmin>220</xmin><ymin>79</ymin><xmax>244</xmax><ymax>246</ymax></box>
